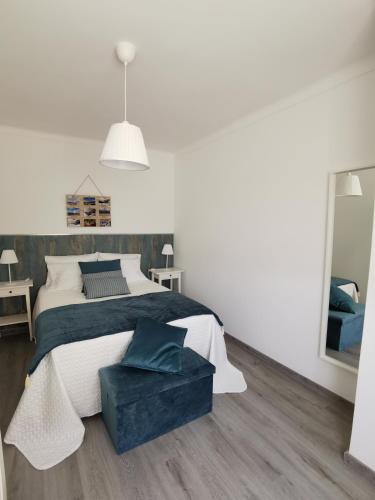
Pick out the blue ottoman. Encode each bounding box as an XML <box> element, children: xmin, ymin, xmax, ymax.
<box><xmin>327</xmin><ymin>302</ymin><xmax>365</xmax><ymax>351</ymax></box>
<box><xmin>99</xmin><ymin>347</ymin><xmax>215</xmax><ymax>454</ymax></box>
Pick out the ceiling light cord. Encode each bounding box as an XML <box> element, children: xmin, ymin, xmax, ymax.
<box><xmin>124</xmin><ymin>62</ymin><xmax>128</xmax><ymax>122</ymax></box>
<box><xmin>99</xmin><ymin>41</ymin><xmax>150</xmax><ymax>170</ymax></box>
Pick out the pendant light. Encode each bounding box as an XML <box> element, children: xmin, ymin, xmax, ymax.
<box><xmin>100</xmin><ymin>42</ymin><xmax>150</xmax><ymax>171</ymax></box>
<box><xmin>336</xmin><ymin>172</ymin><xmax>362</xmax><ymax>197</ymax></box>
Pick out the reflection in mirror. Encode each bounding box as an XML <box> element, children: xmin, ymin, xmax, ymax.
<box><xmin>325</xmin><ymin>168</ymin><xmax>375</xmax><ymax>369</ymax></box>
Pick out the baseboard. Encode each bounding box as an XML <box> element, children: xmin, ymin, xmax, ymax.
<box><xmin>344</xmin><ymin>452</ymin><xmax>375</xmax><ymax>483</ymax></box>
<box><xmin>224</xmin><ymin>332</ymin><xmax>353</xmax><ymax>406</ymax></box>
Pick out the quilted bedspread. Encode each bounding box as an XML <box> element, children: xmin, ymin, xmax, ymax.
<box><xmin>30</xmin><ymin>291</ymin><xmax>222</xmax><ymax>374</ymax></box>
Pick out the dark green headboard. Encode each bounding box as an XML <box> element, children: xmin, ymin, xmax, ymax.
<box><xmin>0</xmin><ymin>234</ymin><xmax>173</xmax><ymax>315</ymax></box>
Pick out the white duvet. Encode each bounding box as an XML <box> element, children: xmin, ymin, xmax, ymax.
<box><xmin>4</xmin><ymin>279</ymin><xmax>247</xmax><ymax>470</ymax></box>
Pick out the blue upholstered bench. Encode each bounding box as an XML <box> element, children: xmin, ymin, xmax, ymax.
<box><xmin>99</xmin><ymin>347</ymin><xmax>215</xmax><ymax>454</ymax></box>
<box><xmin>327</xmin><ymin>302</ymin><xmax>365</xmax><ymax>351</ymax></box>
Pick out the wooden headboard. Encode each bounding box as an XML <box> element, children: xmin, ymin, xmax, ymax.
<box><xmin>0</xmin><ymin>234</ymin><xmax>173</xmax><ymax>315</ymax></box>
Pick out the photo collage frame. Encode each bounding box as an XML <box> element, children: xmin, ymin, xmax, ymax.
<box><xmin>66</xmin><ymin>194</ymin><xmax>111</xmax><ymax>228</ymax></box>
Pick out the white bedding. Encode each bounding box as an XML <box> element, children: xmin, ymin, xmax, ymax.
<box><xmin>5</xmin><ymin>279</ymin><xmax>247</xmax><ymax>470</ymax></box>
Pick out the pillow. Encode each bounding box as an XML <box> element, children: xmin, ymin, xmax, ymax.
<box><xmin>97</xmin><ymin>253</ymin><xmax>146</xmax><ymax>282</ymax></box>
<box><xmin>97</xmin><ymin>252</ymin><xmax>140</xmax><ymax>262</ymax></box>
<box><xmin>45</xmin><ymin>262</ymin><xmax>83</xmax><ymax>291</ymax></box>
<box><xmin>45</xmin><ymin>253</ymin><xmax>97</xmax><ymax>286</ymax></box>
<box><xmin>45</xmin><ymin>253</ymin><xmax>98</xmax><ymax>264</ymax></box>
<box><xmin>82</xmin><ymin>270</ymin><xmax>130</xmax><ymax>299</ymax></box>
<box><xmin>120</xmin><ymin>318</ymin><xmax>187</xmax><ymax>374</ymax></box>
<box><xmin>329</xmin><ymin>285</ymin><xmax>356</xmax><ymax>314</ymax></box>
<box><xmin>79</xmin><ymin>259</ymin><xmax>121</xmax><ymax>275</ymax></box>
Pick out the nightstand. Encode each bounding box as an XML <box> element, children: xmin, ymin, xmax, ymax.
<box><xmin>149</xmin><ymin>268</ymin><xmax>184</xmax><ymax>293</ymax></box>
<box><xmin>0</xmin><ymin>279</ymin><xmax>33</xmax><ymax>341</ymax></box>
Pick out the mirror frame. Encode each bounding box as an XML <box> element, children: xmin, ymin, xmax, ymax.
<box><xmin>319</xmin><ymin>173</ymin><xmax>358</xmax><ymax>374</ymax></box>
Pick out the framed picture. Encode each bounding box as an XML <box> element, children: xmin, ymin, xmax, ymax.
<box><xmin>66</xmin><ymin>194</ymin><xmax>111</xmax><ymax>228</ymax></box>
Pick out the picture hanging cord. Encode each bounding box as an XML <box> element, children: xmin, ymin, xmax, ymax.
<box><xmin>73</xmin><ymin>174</ymin><xmax>105</xmax><ymax>196</ymax></box>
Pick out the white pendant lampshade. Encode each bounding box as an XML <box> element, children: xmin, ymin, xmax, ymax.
<box><xmin>100</xmin><ymin>122</ymin><xmax>149</xmax><ymax>170</ymax></box>
<box><xmin>100</xmin><ymin>41</ymin><xmax>150</xmax><ymax>171</ymax></box>
<box><xmin>336</xmin><ymin>173</ymin><xmax>362</xmax><ymax>197</ymax></box>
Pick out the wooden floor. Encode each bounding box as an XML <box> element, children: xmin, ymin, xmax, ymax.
<box><xmin>1</xmin><ymin>334</ymin><xmax>374</xmax><ymax>500</ymax></box>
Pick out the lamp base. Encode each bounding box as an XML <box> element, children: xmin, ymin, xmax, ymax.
<box><xmin>8</xmin><ymin>264</ymin><xmax>12</xmax><ymax>284</ymax></box>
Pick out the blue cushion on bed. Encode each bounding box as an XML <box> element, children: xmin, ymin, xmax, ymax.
<box><xmin>329</xmin><ymin>284</ymin><xmax>356</xmax><ymax>314</ymax></box>
<box><xmin>120</xmin><ymin>318</ymin><xmax>187</xmax><ymax>374</ymax></box>
<box><xmin>79</xmin><ymin>259</ymin><xmax>121</xmax><ymax>275</ymax></box>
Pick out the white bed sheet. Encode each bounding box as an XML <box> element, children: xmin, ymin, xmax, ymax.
<box><xmin>5</xmin><ymin>280</ymin><xmax>247</xmax><ymax>470</ymax></box>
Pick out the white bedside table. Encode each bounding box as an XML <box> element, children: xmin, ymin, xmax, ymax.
<box><xmin>0</xmin><ymin>279</ymin><xmax>34</xmax><ymax>341</ymax></box>
<box><xmin>149</xmin><ymin>268</ymin><xmax>184</xmax><ymax>293</ymax></box>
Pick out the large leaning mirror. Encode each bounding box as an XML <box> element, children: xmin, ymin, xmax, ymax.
<box><xmin>321</xmin><ymin>167</ymin><xmax>375</xmax><ymax>371</ymax></box>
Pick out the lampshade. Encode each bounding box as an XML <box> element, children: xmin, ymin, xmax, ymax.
<box><xmin>100</xmin><ymin>121</ymin><xmax>150</xmax><ymax>170</ymax></box>
<box><xmin>162</xmin><ymin>244</ymin><xmax>174</xmax><ymax>256</ymax></box>
<box><xmin>0</xmin><ymin>249</ymin><xmax>18</xmax><ymax>264</ymax></box>
<box><xmin>336</xmin><ymin>173</ymin><xmax>362</xmax><ymax>197</ymax></box>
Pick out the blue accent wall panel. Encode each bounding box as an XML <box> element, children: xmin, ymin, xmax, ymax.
<box><xmin>0</xmin><ymin>234</ymin><xmax>173</xmax><ymax>315</ymax></box>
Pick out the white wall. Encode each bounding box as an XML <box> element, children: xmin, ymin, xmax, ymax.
<box><xmin>332</xmin><ymin>170</ymin><xmax>375</xmax><ymax>303</ymax></box>
<box><xmin>0</xmin><ymin>126</ymin><xmax>174</xmax><ymax>235</ymax></box>
<box><xmin>175</xmin><ymin>63</ymin><xmax>375</xmax><ymax>405</ymax></box>
<box><xmin>349</xmin><ymin>198</ymin><xmax>375</xmax><ymax>470</ymax></box>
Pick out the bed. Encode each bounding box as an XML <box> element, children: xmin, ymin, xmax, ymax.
<box><xmin>4</xmin><ymin>275</ymin><xmax>246</xmax><ymax>470</ymax></box>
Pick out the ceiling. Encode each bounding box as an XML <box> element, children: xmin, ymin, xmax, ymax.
<box><xmin>1</xmin><ymin>0</ymin><xmax>375</xmax><ymax>151</ymax></box>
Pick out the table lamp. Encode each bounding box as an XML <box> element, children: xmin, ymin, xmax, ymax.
<box><xmin>162</xmin><ymin>244</ymin><xmax>173</xmax><ymax>269</ymax></box>
<box><xmin>0</xmin><ymin>249</ymin><xmax>18</xmax><ymax>283</ymax></box>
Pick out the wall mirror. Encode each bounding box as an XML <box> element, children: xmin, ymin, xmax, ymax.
<box><xmin>320</xmin><ymin>167</ymin><xmax>375</xmax><ymax>373</ymax></box>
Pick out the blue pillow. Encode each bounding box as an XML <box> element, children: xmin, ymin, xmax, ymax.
<box><xmin>329</xmin><ymin>285</ymin><xmax>356</xmax><ymax>314</ymax></box>
<box><xmin>79</xmin><ymin>259</ymin><xmax>121</xmax><ymax>275</ymax></box>
<box><xmin>120</xmin><ymin>318</ymin><xmax>187</xmax><ymax>374</ymax></box>
<box><xmin>83</xmin><ymin>270</ymin><xmax>130</xmax><ymax>299</ymax></box>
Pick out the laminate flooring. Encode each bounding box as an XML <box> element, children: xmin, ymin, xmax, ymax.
<box><xmin>1</xmin><ymin>334</ymin><xmax>374</xmax><ymax>500</ymax></box>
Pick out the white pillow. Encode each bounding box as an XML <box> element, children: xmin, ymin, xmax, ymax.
<box><xmin>44</xmin><ymin>252</ymin><xmax>98</xmax><ymax>290</ymax></box>
<box><xmin>45</xmin><ymin>262</ymin><xmax>83</xmax><ymax>292</ymax></box>
<box><xmin>45</xmin><ymin>253</ymin><xmax>97</xmax><ymax>287</ymax></box>
<box><xmin>45</xmin><ymin>253</ymin><xmax>98</xmax><ymax>264</ymax></box>
<box><xmin>97</xmin><ymin>253</ymin><xmax>146</xmax><ymax>282</ymax></box>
